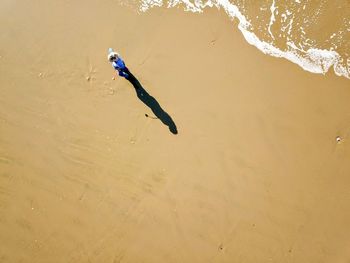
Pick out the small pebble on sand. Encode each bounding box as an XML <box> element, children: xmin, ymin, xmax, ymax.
<box><xmin>336</xmin><ymin>136</ymin><xmax>342</xmax><ymax>143</ymax></box>
<box><xmin>86</xmin><ymin>76</ymin><xmax>90</xmax><ymax>81</ymax></box>
<box><xmin>112</xmin><ymin>77</ymin><xmax>115</xmax><ymax>80</ymax></box>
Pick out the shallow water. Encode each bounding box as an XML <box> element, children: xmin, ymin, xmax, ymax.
<box><xmin>139</xmin><ymin>0</ymin><xmax>350</xmax><ymax>79</ymax></box>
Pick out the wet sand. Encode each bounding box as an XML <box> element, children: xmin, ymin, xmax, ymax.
<box><xmin>1</xmin><ymin>1</ymin><xmax>350</xmax><ymax>262</ymax></box>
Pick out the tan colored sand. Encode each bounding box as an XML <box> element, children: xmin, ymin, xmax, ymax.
<box><xmin>0</xmin><ymin>1</ymin><xmax>350</xmax><ymax>262</ymax></box>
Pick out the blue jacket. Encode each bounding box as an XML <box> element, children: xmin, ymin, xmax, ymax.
<box><xmin>112</xmin><ymin>58</ymin><xmax>128</xmax><ymax>77</ymax></box>
<box><xmin>112</xmin><ymin>57</ymin><xmax>126</xmax><ymax>70</ymax></box>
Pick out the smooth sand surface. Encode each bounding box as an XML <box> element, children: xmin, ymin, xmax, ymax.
<box><xmin>1</xmin><ymin>1</ymin><xmax>350</xmax><ymax>262</ymax></box>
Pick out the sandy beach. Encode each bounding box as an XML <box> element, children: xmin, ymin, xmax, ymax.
<box><xmin>1</xmin><ymin>1</ymin><xmax>350</xmax><ymax>262</ymax></box>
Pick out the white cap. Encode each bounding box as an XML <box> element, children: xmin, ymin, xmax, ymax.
<box><xmin>107</xmin><ymin>48</ymin><xmax>120</xmax><ymax>62</ymax></box>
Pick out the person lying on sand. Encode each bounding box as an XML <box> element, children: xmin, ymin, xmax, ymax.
<box><xmin>107</xmin><ymin>48</ymin><xmax>130</xmax><ymax>79</ymax></box>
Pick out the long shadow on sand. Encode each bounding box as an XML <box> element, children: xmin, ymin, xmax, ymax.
<box><xmin>125</xmin><ymin>69</ymin><xmax>178</xmax><ymax>135</ymax></box>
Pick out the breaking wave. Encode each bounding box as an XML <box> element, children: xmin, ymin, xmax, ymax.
<box><xmin>139</xmin><ymin>0</ymin><xmax>350</xmax><ymax>79</ymax></box>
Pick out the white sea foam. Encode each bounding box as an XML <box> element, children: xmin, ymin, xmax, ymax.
<box><xmin>139</xmin><ymin>0</ymin><xmax>350</xmax><ymax>79</ymax></box>
<box><xmin>267</xmin><ymin>0</ymin><xmax>277</xmax><ymax>40</ymax></box>
<box><xmin>140</xmin><ymin>0</ymin><xmax>163</xmax><ymax>11</ymax></box>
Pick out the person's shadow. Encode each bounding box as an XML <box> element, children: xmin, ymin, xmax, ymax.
<box><xmin>124</xmin><ymin>69</ymin><xmax>178</xmax><ymax>135</ymax></box>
